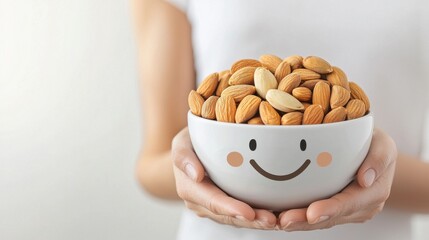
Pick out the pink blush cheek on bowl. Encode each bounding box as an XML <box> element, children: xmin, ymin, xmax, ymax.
<box><xmin>227</xmin><ymin>151</ymin><xmax>244</xmax><ymax>167</ymax></box>
<box><xmin>317</xmin><ymin>152</ymin><xmax>332</xmax><ymax>167</ymax></box>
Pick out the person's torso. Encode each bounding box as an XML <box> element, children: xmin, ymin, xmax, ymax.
<box><xmin>173</xmin><ymin>0</ymin><xmax>429</xmax><ymax>239</ymax></box>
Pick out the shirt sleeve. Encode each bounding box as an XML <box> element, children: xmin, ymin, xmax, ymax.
<box><xmin>165</xmin><ymin>0</ymin><xmax>188</xmax><ymax>13</ymax></box>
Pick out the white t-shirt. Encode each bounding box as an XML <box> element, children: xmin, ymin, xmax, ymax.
<box><xmin>166</xmin><ymin>1</ymin><xmax>429</xmax><ymax>239</ymax></box>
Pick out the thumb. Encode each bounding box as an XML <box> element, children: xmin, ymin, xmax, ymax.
<box><xmin>357</xmin><ymin>129</ymin><xmax>397</xmax><ymax>188</ymax></box>
<box><xmin>172</xmin><ymin>127</ymin><xmax>205</xmax><ymax>182</ymax></box>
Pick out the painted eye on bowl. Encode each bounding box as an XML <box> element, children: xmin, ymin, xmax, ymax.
<box><xmin>249</xmin><ymin>139</ymin><xmax>257</xmax><ymax>151</ymax></box>
<box><xmin>300</xmin><ymin>139</ymin><xmax>307</xmax><ymax>151</ymax></box>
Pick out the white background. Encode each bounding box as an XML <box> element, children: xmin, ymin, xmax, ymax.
<box><xmin>0</xmin><ymin>1</ymin><xmax>182</xmax><ymax>240</ymax></box>
<box><xmin>0</xmin><ymin>0</ymin><xmax>428</xmax><ymax>240</ymax></box>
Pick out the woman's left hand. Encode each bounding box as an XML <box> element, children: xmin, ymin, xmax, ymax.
<box><xmin>278</xmin><ymin>128</ymin><xmax>397</xmax><ymax>231</ymax></box>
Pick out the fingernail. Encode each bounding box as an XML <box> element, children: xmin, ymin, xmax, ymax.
<box><xmin>256</xmin><ymin>219</ymin><xmax>271</xmax><ymax>228</ymax></box>
<box><xmin>184</xmin><ymin>164</ymin><xmax>197</xmax><ymax>181</ymax></box>
<box><xmin>282</xmin><ymin>220</ymin><xmax>303</xmax><ymax>230</ymax></box>
<box><xmin>235</xmin><ymin>215</ymin><xmax>248</xmax><ymax>221</ymax></box>
<box><xmin>283</xmin><ymin>221</ymin><xmax>294</xmax><ymax>229</ymax></box>
<box><xmin>364</xmin><ymin>168</ymin><xmax>376</xmax><ymax>187</ymax></box>
<box><xmin>311</xmin><ymin>215</ymin><xmax>330</xmax><ymax>224</ymax></box>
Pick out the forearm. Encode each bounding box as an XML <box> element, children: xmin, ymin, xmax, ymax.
<box><xmin>136</xmin><ymin>150</ymin><xmax>180</xmax><ymax>200</ymax></box>
<box><xmin>132</xmin><ymin>0</ymin><xmax>193</xmax><ymax>201</ymax></box>
<box><xmin>386</xmin><ymin>152</ymin><xmax>429</xmax><ymax>213</ymax></box>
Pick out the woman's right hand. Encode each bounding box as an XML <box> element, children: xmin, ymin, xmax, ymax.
<box><xmin>172</xmin><ymin>127</ymin><xmax>277</xmax><ymax>230</ymax></box>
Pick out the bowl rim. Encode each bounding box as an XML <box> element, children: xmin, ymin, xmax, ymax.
<box><xmin>188</xmin><ymin>110</ymin><xmax>373</xmax><ymax>129</ymax></box>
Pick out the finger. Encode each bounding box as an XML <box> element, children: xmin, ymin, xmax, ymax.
<box><xmin>253</xmin><ymin>209</ymin><xmax>277</xmax><ymax>229</ymax></box>
<box><xmin>279</xmin><ymin>208</ymin><xmax>307</xmax><ymax>229</ymax></box>
<box><xmin>186</xmin><ymin>202</ymin><xmax>275</xmax><ymax>230</ymax></box>
<box><xmin>180</xmin><ymin>175</ymin><xmax>256</xmax><ymax>220</ymax></box>
<box><xmin>357</xmin><ymin>128</ymin><xmax>397</xmax><ymax>188</ymax></box>
<box><xmin>305</xmin><ymin>179</ymin><xmax>390</xmax><ymax>225</ymax></box>
<box><xmin>171</xmin><ymin>127</ymin><xmax>205</xmax><ymax>182</ymax></box>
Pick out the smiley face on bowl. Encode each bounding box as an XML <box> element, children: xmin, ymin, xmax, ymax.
<box><xmin>227</xmin><ymin>138</ymin><xmax>333</xmax><ymax>181</ymax></box>
<box><xmin>188</xmin><ymin>111</ymin><xmax>374</xmax><ymax>211</ymax></box>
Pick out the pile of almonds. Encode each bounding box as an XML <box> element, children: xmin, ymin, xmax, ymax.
<box><xmin>188</xmin><ymin>55</ymin><xmax>370</xmax><ymax>125</ymax></box>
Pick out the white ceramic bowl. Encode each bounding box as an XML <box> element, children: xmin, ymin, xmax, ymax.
<box><xmin>188</xmin><ymin>111</ymin><xmax>374</xmax><ymax>211</ymax></box>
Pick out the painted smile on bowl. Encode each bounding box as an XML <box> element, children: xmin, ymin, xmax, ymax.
<box><xmin>249</xmin><ymin>159</ymin><xmax>311</xmax><ymax>181</ymax></box>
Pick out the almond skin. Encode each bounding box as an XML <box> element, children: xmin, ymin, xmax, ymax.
<box><xmin>259</xmin><ymin>54</ymin><xmax>282</xmax><ymax>73</ymax></box>
<box><xmin>346</xmin><ymin>99</ymin><xmax>366</xmax><ymax>120</ymax></box>
<box><xmin>299</xmin><ymin>79</ymin><xmax>330</xmax><ymax>90</ymax></box>
<box><xmin>284</xmin><ymin>55</ymin><xmax>303</xmax><ymax>70</ymax></box>
<box><xmin>302</xmin><ymin>102</ymin><xmax>311</xmax><ymax>111</ymax></box>
<box><xmin>292</xmin><ymin>87</ymin><xmax>312</xmax><ymax>102</ymax></box>
<box><xmin>216</xmin><ymin>71</ymin><xmax>231</xmax><ymax>96</ymax></box>
<box><xmin>330</xmin><ymin>85</ymin><xmax>351</xmax><ymax>109</ymax></box>
<box><xmin>303</xmin><ymin>56</ymin><xmax>333</xmax><ymax>74</ymax></box>
<box><xmin>327</xmin><ymin>66</ymin><xmax>350</xmax><ymax>90</ymax></box>
<box><xmin>235</xmin><ymin>95</ymin><xmax>262</xmax><ymax>123</ymax></box>
<box><xmin>274</xmin><ymin>60</ymin><xmax>291</xmax><ymax>82</ymax></box>
<box><xmin>323</xmin><ymin>107</ymin><xmax>347</xmax><ymax>123</ymax></box>
<box><xmin>278</xmin><ymin>73</ymin><xmax>301</xmax><ymax>94</ymax></box>
<box><xmin>349</xmin><ymin>82</ymin><xmax>370</xmax><ymax>112</ymax></box>
<box><xmin>259</xmin><ymin>101</ymin><xmax>281</xmax><ymax>125</ymax></box>
<box><xmin>303</xmin><ymin>104</ymin><xmax>324</xmax><ymax>125</ymax></box>
<box><xmin>221</xmin><ymin>85</ymin><xmax>256</xmax><ymax>102</ymax></box>
<box><xmin>230</xmin><ymin>59</ymin><xmax>262</xmax><ymax>74</ymax></box>
<box><xmin>247</xmin><ymin>116</ymin><xmax>263</xmax><ymax>125</ymax></box>
<box><xmin>228</xmin><ymin>66</ymin><xmax>257</xmax><ymax>85</ymax></box>
<box><xmin>312</xmin><ymin>81</ymin><xmax>331</xmax><ymax>113</ymax></box>
<box><xmin>281</xmin><ymin>112</ymin><xmax>303</xmax><ymax>125</ymax></box>
<box><xmin>218</xmin><ymin>70</ymin><xmax>230</xmax><ymax>78</ymax></box>
<box><xmin>254</xmin><ymin>67</ymin><xmax>278</xmax><ymax>99</ymax></box>
<box><xmin>292</xmin><ymin>68</ymin><xmax>321</xmax><ymax>80</ymax></box>
<box><xmin>197</xmin><ymin>72</ymin><xmax>219</xmax><ymax>99</ymax></box>
<box><xmin>188</xmin><ymin>90</ymin><xmax>205</xmax><ymax>116</ymax></box>
<box><xmin>201</xmin><ymin>96</ymin><xmax>219</xmax><ymax>120</ymax></box>
<box><xmin>266</xmin><ymin>89</ymin><xmax>304</xmax><ymax>112</ymax></box>
<box><xmin>215</xmin><ymin>95</ymin><xmax>236</xmax><ymax>123</ymax></box>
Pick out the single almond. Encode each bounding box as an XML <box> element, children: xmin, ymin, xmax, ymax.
<box><xmin>281</xmin><ymin>112</ymin><xmax>303</xmax><ymax>125</ymax></box>
<box><xmin>259</xmin><ymin>101</ymin><xmax>280</xmax><ymax>125</ymax></box>
<box><xmin>303</xmin><ymin>56</ymin><xmax>333</xmax><ymax>74</ymax></box>
<box><xmin>284</xmin><ymin>55</ymin><xmax>303</xmax><ymax>70</ymax></box>
<box><xmin>274</xmin><ymin>60</ymin><xmax>291</xmax><ymax>82</ymax></box>
<box><xmin>218</xmin><ymin>70</ymin><xmax>230</xmax><ymax>78</ymax></box>
<box><xmin>266</xmin><ymin>89</ymin><xmax>304</xmax><ymax>113</ymax></box>
<box><xmin>349</xmin><ymin>82</ymin><xmax>370</xmax><ymax>112</ymax></box>
<box><xmin>327</xmin><ymin>66</ymin><xmax>350</xmax><ymax>90</ymax></box>
<box><xmin>228</xmin><ymin>66</ymin><xmax>257</xmax><ymax>85</ymax></box>
<box><xmin>323</xmin><ymin>107</ymin><xmax>347</xmax><ymax>123</ymax></box>
<box><xmin>259</xmin><ymin>54</ymin><xmax>282</xmax><ymax>73</ymax></box>
<box><xmin>292</xmin><ymin>68</ymin><xmax>321</xmax><ymax>80</ymax></box>
<box><xmin>215</xmin><ymin>95</ymin><xmax>236</xmax><ymax>123</ymax></box>
<box><xmin>330</xmin><ymin>85</ymin><xmax>351</xmax><ymax>109</ymax></box>
<box><xmin>312</xmin><ymin>81</ymin><xmax>331</xmax><ymax>113</ymax></box>
<box><xmin>254</xmin><ymin>67</ymin><xmax>278</xmax><ymax>99</ymax></box>
<box><xmin>216</xmin><ymin>71</ymin><xmax>231</xmax><ymax>96</ymax></box>
<box><xmin>230</xmin><ymin>59</ymin><xmax>262</xmax><ymax>74</ymax></box>
<box><xmin>299</xmin><ymin>79</ymin><xmax>330</xmax><ymax>90</ymax></box>
<box><xmin>196</xmin><ymin>72</ymin><xmax>219</xmax><ymax>99</ymax></box>
<box><xmin>235</xmin><ymin>95</ymin><xmax>262</xmax><ymax>123</ymax></box>
<box><xmin>221</xmin><ymin>85</ymin><xmax>256</xmax><ymax>102</ymax></box>
<box><xmin>346</xmin><ymin>99</ymin><xmax>366</xmax><ymax>120</ymax></box>
<box><xmin>188</xmin><ymin>90</ymin><xmax>205</xmax><ymax>116</ymax></box>
<box><xmin>303</xmin><ymin>104</ymin><xmax>324</xmax><ymax>125</ymax></box>
<box><xmin>278</xmin><ymin>73</ymin><xmax>301</xmax><ymax>94</ymax></box>
<box><xmin>292</xmin><ymin>87</ymin><xmax>312</xmax><ymax>102</ymax></box>
<box><xmin>247</xmin><ymin>116</ymin><xmax>263</xmax><ymax>125</ymax></box>
<box><xmin>201</xmin><ymin>96</ymin><xmax>219</xmax><ymax>120</ymax></box>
